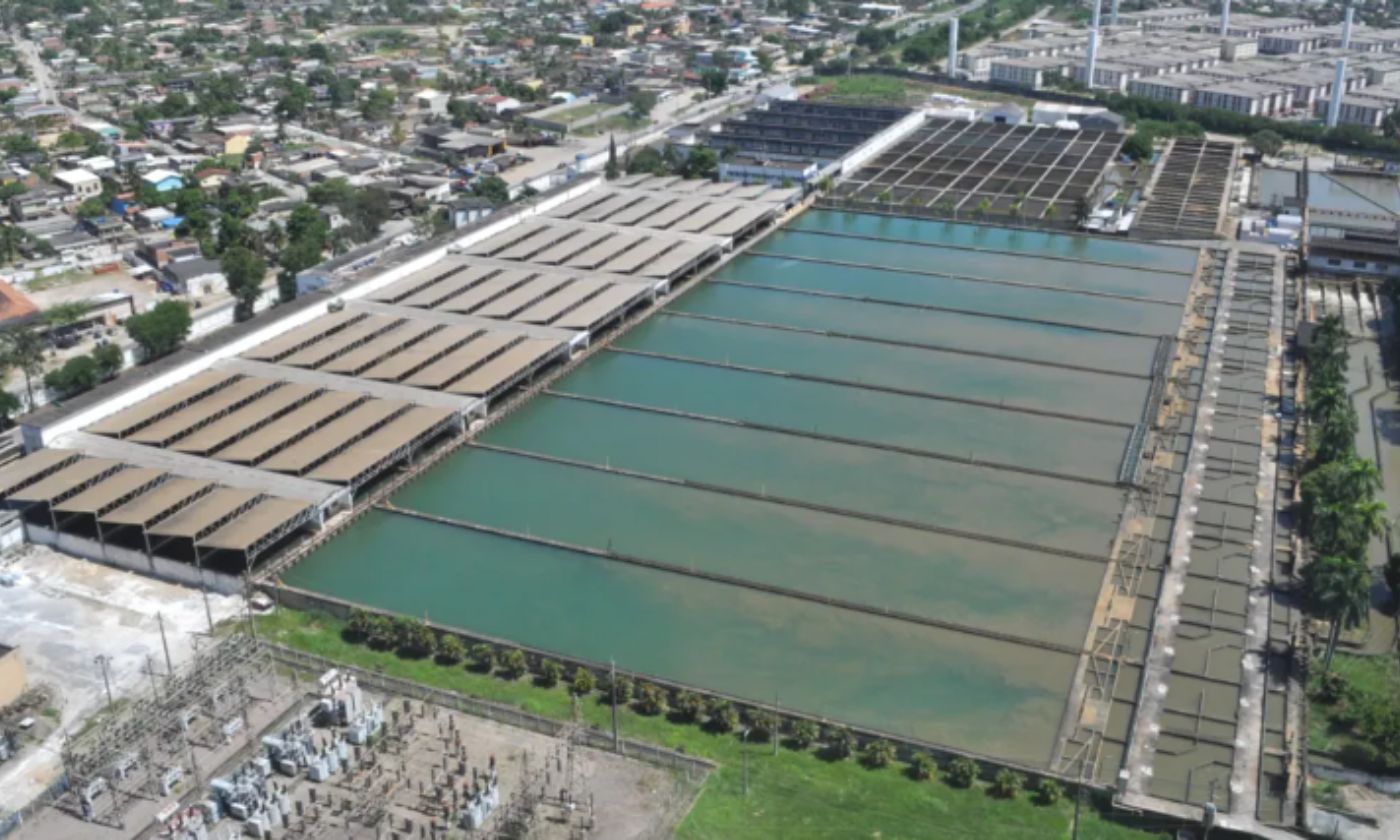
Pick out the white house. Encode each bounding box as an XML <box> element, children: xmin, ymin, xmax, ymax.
<box><xmin>53</xmin><ymin>168</ymin><xmax>102</xmax><ymax>200</ymax></box>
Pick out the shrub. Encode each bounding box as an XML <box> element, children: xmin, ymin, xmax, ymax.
<box><xmin>946</xmin><ymin>757</ymin><xmax>979</xmax><ymax>788</ymax></box>
<box><xmin>604</xmin><ymin>673</ymin><xmax>633</xmax><ymax>704</ymax></box>
<box><xmin>535</xmin><ymin>658</ymin><xmax>563</xmax><ymax>688</ymax></box>
<box><xmin>670</xmin><ymin>690</ymin><xmax>702</xmax><ymax>722</ymax></box>
<box><xmin>469</xmin><ymin>643</ymin><xmax>495</xmax><ymax>673</ymax></box>
<box><xmin>396</xmin><ymin>619</ymin><xmax>436</xmax><ymax>659</ymax></box>
<box><xmin>1036</xmin><ymin>777</ymin><xmax>1063</xmax><ymax>805</ymax></box>
<box><xmin>1314</xmin><ymin>669</ymin><xmax>1350</xmax><ymax>705</ymax></box>
<box><xmin>824</xmin><ymin>725</ymin><xmax>856</xmax><ymax>760</ymax></box>
<box><xmin>44</xmin><ymin>355</ymin><xmax>99</xmax><ymax>398</ymax></box>
<box><xmin>344</xmin><ymin>608</ymin><xmax>374</xmax><ymax>643</ymax></box>
<box><xmin>990</xmin><ymin>769</ymin><xmax>1024</xmax><ymax>799</ymax></box>
<box><xmin>92</xmin><ymin>343</ymin><xmax>123</xmax><ymax>378</ymax></box>
<box><xmin>435</xmin><ymin>634</ymin><xmax>465</xmax><ymax>666</ymax></box>
<box><xmin>861</xmin><ymin>738</ymin><xmax>896</xmax><ymax>769</ymax></box>
<box><xmin>705</xmin><ymin>698</ymin><xmax>738</xmax><ymax>733</ymax></box>
<box><xmin>907</xmin><ymin>752</ymin><xmax>936</xmax><ymax>781</ymax></box>
<box><xmin>499</xmin><ymin>648</ymin><xmax>528</xmax><ymax>679</ymax></box>
<box><xmin>633</xmin><ymin>681</ymin><xmax>666</xmax><ymax>716</ymax></box>
<box><xmin>746</xmin><ymin>709</ymin><xmax>778</xmax><ymax>742</ymax></box>
<box><xmin>788</xmin><ymin>719</ymin><xmax>819</xmax><ymax>750</ymax></box>
<box><xmin>571</xmin><ymin>668</ymin><xmax>595</xmax><ymax>696</ymax></box>
<box><xmin>365</xmin><ymin>615</ymin><xmax>397</xmax><ymax>650</ymax></box>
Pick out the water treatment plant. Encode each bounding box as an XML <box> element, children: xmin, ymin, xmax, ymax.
<box><xmin>2</xmin><ymin>92</ymin><xmax>1392</xmax><ymax>840</ymax></box>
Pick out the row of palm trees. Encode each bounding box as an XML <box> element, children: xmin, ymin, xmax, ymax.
<box><xmin>1298</xmin><ymin>315</ymin><xmax>1383</xmax><ymax>669</ymax></box>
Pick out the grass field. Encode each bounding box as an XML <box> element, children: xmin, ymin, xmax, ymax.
<box><xmin>553</xmin><ymin>101</ymin><xmax>613</xmax><ymax>125</ymax></box>
<box><xmin>256</xmin><ymin>608</ymin><xmax>1171</xmax><ymax>839</ymax></box>
<box><xmin>1309</xmin><ymin>652</ymin><xmax>1400</xmax><ymax>773</ymax></box>
<box><xmin>574</xmin><ymin>112</ymin><xmax>648</xmax><ymax>137</ymax></box>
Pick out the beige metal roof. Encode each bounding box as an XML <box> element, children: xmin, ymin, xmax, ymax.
<box><xmin>53</xmin><ymin>468</ymin><xmax>166</xmax><ymax>516</ymax></box>
<box><xmin>169</xmin><ymin>383</ymin><xmax>320</xmax><ymax>455</ymax></box>
<box><xmin>436</xmin><ymin>271</ymin><xmax>532</xmax><ymax>314</ymax></box>
<box><xmin>466</xmin><ymin>222</ymin><xmax>548</xmax><ymax>257</ymax></box>
<box><xmin>358</xmin><ymin>327</ymin><xmax>478</xmax><ymax>382</ymax></box>
<box><xmin>146</xmin><ymin>487</ymin><xmax>261</xmax><ymax>540</ymax></box>
<box><xmin>644</xmin><ymin>199</ymin><xmax>706</xmax><ymax>230</ymax></box>
<box><xmin>0</xmin><ymin>448</ymin><xmax>83</xmax><ymax>497</ymax></box>
<box><xmin>196</xmin><ymin>497</ymin><xmax>313</xmax><ymax>553</ymax></box>
<box><xmin>368</xmin><ymin>254</ymin><xmax>477</xmax><ymax>303</ymax></box>
<box><xmin>85</xmin><ymin>371</ymin><xmax>241</xmax><ymax>437</ymax></box>
<box><xmin>127</xmin><ymin>377</ymin><xmax>282</xmax><ymax>447</ymax></box>
<box><xmin>563</xmin><ymin>233</ymin><xmax>645</xmax><ymax>270</ymax></box>
<box><xmin>447</xmin><ymin>338</ymin><xmax>561</xmax><ymax>396</ymax></box>
<box><xmin>496</xmin><ymin>226</ymin><xmax>571</xmax><ymax>261</ymax></box>
<box><xmin>405</xmin><ymin>333</ymin><xmax>517</xmax><ymax>389</ymax></box>
<box><xmin>259</xmin><ymin>400</ymin><xmax>408</xmax><ymax>474</ymax></box>
<box><xmin>100</xmin><ymin>477</ymin><xmax>213</xmax><ymax>527</ymax></box>
<box><xmin>242</xmin><ymin>310</ymin><xmax>362</xmax><ymax>362</ymax></box>
<box><xmin>214</xmin><ymin>391</ymin><xmax>363</xmax><ymax>464</ymax></box>
<box><xmin>7</xmin><ymin>458</ymin><xmax>124</xmax><ymax>505</ymax></box>
<box><xmin>706</xmin><ymin>202</ymin><xmax>775</xmax><ymax>237</ymax></box>
<box><xmin>697</xmin><ymin>180</ymin><xmax>741</xmax><ymax>197</ymax></box>
<box><xmin>551</xmin><ymin>284</ymin><xmax>649</xmax><ymax>330</ymax></box>
<box><xmin>550</xmin><ymin>192</ymin><xmax>612</xmax><ymax>219</ymax></box>
<box><xmin>317</xmin><ymin>321</ymin><xmax>441</xmax><ymax>376</ymax></box>
<box><xmin>600</xmin><ymin>238</ymin><xmax>674</xmax><ymax>275</ymax></box>
<box><xmin>604</xmin><ymin>195</ymin><xmax>676</xmax><ymax>227</ymax></box>
<box><xmin>306</xmin><ymin>406</ymin><xmax>456</xmax><ymax>484</ymax></box>
<box><xmin>531</xmin><ymin>230</ymin><xmax>610</xmax><ymax>265</ymax></box>
<box><xmin>671</xmin><ymin>202</ymin><xmax>736</xmax><ymax>234</ymax></box>
<box><xmin>474</xmin><ymin>274</ymin><xmax>573</xmax><ymax>319</ymax></box>
<box><xmin>573</xmin><ymin>193</ymin><xmax>641</xmax><ymax>223</ymax></box>
<box><xmin>644</xmin><ymin>241</ymin><xmax>715</xmax><ymax>279</ymax></box>
<box><xmin>398</xmin><ymin>266</ymin><xmax>494</xmax><ymax>308</ymax></box>
<box><xmin>512</xmin><ymin>278</ymin><xmax>611</xmax><ymax>325</ymax></box>
<box><xmin>278</xmin><ymin>315</ymin><xmax>400</xmax><ymax>368</ymax></box>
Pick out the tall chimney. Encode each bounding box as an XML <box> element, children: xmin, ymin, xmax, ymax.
<box><xmin>1110</xmin><ymin>0</ymin><xmax>1120</xmax><ymax>28</ymax></box>
<box><xmin>1221</xmin><ymin>0</ymin><xmax>1232</xmax><ymax>38</ymax></box>
<box><xmin>1342</xmin><ymin>4</ymin><xmax>1354</xmax><ymax>50</ymax></box>
<box><xmin>1085</xmin><ymin>0</ymin><xmax>1102</xmax><ymax>90</ymax></box>
<box><xmin>1327</xmin><ymin>57</ymin><xmax>1348</xmax><ymax>128</ymax></box>
<box><xmin>948</xmin><ymin>17</ymin><xmax>959</xmax><ymax>76</ymax></box>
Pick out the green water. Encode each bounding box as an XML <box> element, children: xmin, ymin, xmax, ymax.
<box><xmin>791</xmin><ymin>210</ymin><xmax>1201</xmax><ymax>274</ymax></box>
<box><xmin>283</xmin><ymin>510</ymin><xmax>1079</xmax><ymax>766</ymax></box>
<box><xmin>760</xmin><ymin>228</ymin><xmax>1194</xmax><ymax>302</ymax></box>
<box><xmin>712</xmin><ymin>254</ymin><xmax>1185</xmax><ymax>336</ymax></box>
<box><xmin>439</xmin><ymin>396</ymin><xmax>1125</xmax><ymax>556</ymax></box>
<box><xmin>614</xmin><ymin>316</ymin><xmax>1147</xmax><ymax>425</ymax></box>
<box><xmin>285</xmin><ymin>211</ymin><xmax>1195</xmax><ymax>769</ymax></box>
<box><xmin>553</xmin><ymin>352</ymin><xmax>1130</xmax><ymax>480</ymax></box>
<box><xmin>672</xmin><ymin>280</ymin><xmax>1163</xmax><ymax>374</ymax></box>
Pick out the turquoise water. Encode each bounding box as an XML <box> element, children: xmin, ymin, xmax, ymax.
<box><xmin>553</xmin><ymin>352</ymin><xmax>1130</xmax><ymax>480</ymax></box>
<box><xmin>671</xmin><ymin>280</ymin><xmax>1163</xmax><ymax>373</ymax></box>
<box><xmin>285</xmin><ymin>210</ymin><xmax>1195</xmax><ymax>769</ymax></box>
<box><xmin>283</xmin><ymin>510</ymin><xmax>1080</xmax><ymax>766</ymax></box>
<box><xmin>711</xmin><ymin>254</ymin><xmax>1185</xmax><ymax>336</ymax></box>
<box><xmin>613</xmin><ymin>316</ymin><xmax>1147</xmax><ymax>425</ymax></box>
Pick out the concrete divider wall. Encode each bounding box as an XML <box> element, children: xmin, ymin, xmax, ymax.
<box><xmin>839</xmin><ymin>110</ymin><xmax>929</xmax><ymax>177</ymax></box>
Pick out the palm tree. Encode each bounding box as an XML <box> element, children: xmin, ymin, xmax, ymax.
<box><xmin>0</xmin><ymin>326</ymin><xmax>46</xmax><ymax>411</ymax></box>
<box><xmin>1307</xmin><ymin>554</ymin><xmax>1372</xmax><ymax>669</ymax></box>
<box><xmin>1305</xmin><ymin>381</ymin><xmax>1350</xmax><ymax>425</ymax></box>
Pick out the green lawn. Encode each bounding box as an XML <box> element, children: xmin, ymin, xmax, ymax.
<box><xmin>553</xmin><ymin>101</ymin><xmax>612</xmax><ymax>125</ymax></box>
<box><xmin>1308</xmin><ymin>652</ymin><xmax>1400</xmax><ymax>773</ymax></box>
<box><xmin>574</xmin><ymin>112</ymin><xmax>648</xmax><ymax>137</ymax></box>
<box><xmin>256</xmin><ymin>608</ymin><xmax>1166</xmax><ymax>839</ymax></box>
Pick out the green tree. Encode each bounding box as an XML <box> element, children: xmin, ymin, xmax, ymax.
<box><xmin>345</xmin><ymin>608</ymin><xmax>375</xmax><ymax>643</ymax></box>
<box><xmin>746</xmin><ymin>709</ymin><xmax>778</xmax><ymax>743</ymax></box>
<box><xmin>436</xmin><ymin>634</ymin><xmax>466</xmax><ymax>665</ymax></box>
<box><xmin>396</xmin><ymin>618</ymin><xmax>436</xmax><ymax>659</ymax></box>
<box><xmin>671</xmin><ymin>689</ymin><xmax>703</xmax><ymax>722</ymax></box>
<box><xmin>824</xmin><ymin>725</ymin><xmax>856</xmax><ymax>760</ymax></box>
<box><xmin>705</xmin><ymin>698</ymin><xmax>738</xmax><ymax>733</ymax></box>
<box><xmin>607</xmin><ymin>673</ymin><xmax>633</xmax><ymax>704</ymax></box>
<box><xmin>471</xmin><ymin>175</ymin><xmax>511</xmax><ymax>205</ymax></box>
<box><xmin>633</xmin><ymin>681</ymin><xmax>666</xmax><ymax>715</ymax></box>
<box><xmin>470</xmin><ymin>643</ymin><xmax>496</xmax><ymax>673</ymax></box>
<box><xmin>701</xmin><ymin>68</ymin><xmax>729</xmax><ymax>96</ymax></box>
<box><xmin>536</xmin><ymin>658</ymin><xmax>563</xmax><ymax>688</ymax></box>
<box><xmin>571</xmin><ymin>668</ymin><xmax>596</xmax><ymax>696</ymax></box>
<box><xmin>605</xmin><ymin>134</ymin><xmax>619</xmax><ymax>180</ymax></box>
<box><xmin>1121</xmin><ymin>132</ymin><xmax>1154</xmax><ymax>161</ymax></box>
<box><xmin>1385</xmin><ymin>553</ymin><xmax>1400</xmax><ymax>608</ymax></box>
<box><xmin>907</xmin><ymin>752</ymin><xmax>937</xmax><ymax>781</ymax></box>
<box><xmin>788</xmin><ymin>718</ymin><xmax>818</xmax><ymax>750</ymax></box>
<box><xmin>861</xmin><ymin>738</ymin><xmax>896</xmax><ymax>768</ymax></box>
<box><xmin>125</xmin><ymin>300</ymin><xmax>192</xmax><ymax>360</ymax></box>
<box><xmin>92</xmin><ymin>343</ymin><xmax>122</xmax><ymax>379</ymax></box>
<box><xmin>1</xmin><ymin>325</ymin><xmax>47</xmax><ymax>409</ymax></box>
<box><xmin>500</xmin><ymin>647</ymin><xmax>528</xmax><ymax>679</ymax></box>
<box><xmin>0</xmin><ymin>390</ymin><xmax>22</xmax><ymax>428</ymax></box>
<box><xmin>627</xmin><ymin>90</ymin><xmax>658</xmax><ymax>120</ymax></box>
<box><xmin>1250</xmin><ymin>129</ymin><xmax>1284</xmax><ymax>157</ymax></box>
<box><xmin>221</xmin><ymin>245</ymin><xmax>267</xmax><ymax>322</ymax></box>
<box><xmin>1036</xmin><ymin>777</ymin><xmax>1064</xmax><ymax>805</ymax></box>
<box><xmin>44</xmin><ymin>355</ymin><xmax>99</xmax><ymax>398</ymax></box>
<box><xmin>1306</xmin><ymin>554</ymin><xmax>1372</xmax><ymax>669</ymax></box>
<box><xmin>680</xmin><ymin>147</ymin><xmax>718</xmax><ymax>180</ymax></box>
<box><xmin>75</xmin><ymin>196</ymin><xmax>109</xmax><ymax>218</ymax></box>
<box><xmin>366</xmin><ymin>614</ymin><xmax>397</xmax><ymax>650</ymax></box>
<box><xmin>991</xmin><ymin>769</ymin><xmax>1025</xmax><ymax>799</ymax></box>
<box><xmin>946</xmin><ymin>756</ymin><xmax>979</xmax><ymax>788</ymax></box>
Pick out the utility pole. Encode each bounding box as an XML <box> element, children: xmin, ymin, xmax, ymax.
<box><xmin>94</xmin><ymin>654</ymin><xmax>113</xmax><ymax>708</ymax></box>
<box><xmin>609</xmin><ymin>660</ymin><xmax>619</xmax><ymax>752</ymax></box>
<box><xmin>741</xmin><ymin>727</ymin><xmax>750</xmax><ymax>796</ymax></box>
<box><xmin>1071</xmin><ymin>780</ymin><xmax>1084</xmax><ymax>840</ymax></box>
<box><xmin>156</xmin><ymin>612</ymin><xmax>174</xmax><ymax>676</ymax></box>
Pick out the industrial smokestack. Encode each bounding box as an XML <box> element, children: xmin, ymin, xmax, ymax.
<box><xmin>1110</xmin><ymin>0</ymin><xmax>1120</xmax><ymax>28</ymax></box>
<box><xmin>1085</xmin><ymin>0</ymin><xmax>1102</xmax><ymax>90</ymax></box>
<box><xmin>1327</xmin><ymin>57</ymin><xmax>1348</xmax><ymax>128</ymax></box>
<box><xmin>1221</xmin><ymin>0</ymin><xmax>1231</xmax><ymax>38</ymax></box>
<box><xmin>1342</xmin><ymin>4</ymin><xmax>1354</xmax><ymax>50</ymax></box>
<box><xmin>948</xmin><ymin>18</ymin><xmax>959</xmax><ymax>76</ymax></box>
